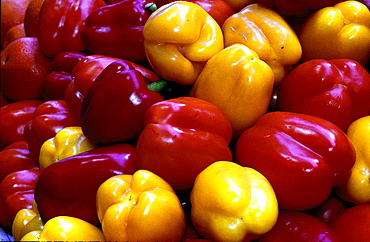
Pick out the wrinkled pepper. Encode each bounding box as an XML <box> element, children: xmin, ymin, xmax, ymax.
<box><xmin>20</xmin><ymin>216</ymin><xmax>106</xmax><ymax>241</ymax></box>
<box><xmin>35</xmin><ymin>144</ymin><xmax>136</xmax><ymax>226</ymax></box>
<box><xmin>81</xmin><ymin>59</ymin><xmax>163</xmax><ymax>146</ymax></box>
<box><xmin>97</xmin><ymin>170</ymin><xmax>186</xmax><ymax>241</ymax></box>
<box><xmin>135</xmin><ymin>97</ymin><xmax>233</xmax><ymax>191</ymax></box>
<box><xmin>39</xmin><ymin>126</ymin><xmax>96</xmax><ymax>170</ymax></box>
<box><xmin>222</xmin><ymin>3</ymin><xmax>302</xmax><ymax>85</ymax></box>
<box><xmin>0</xmin><ymin>169</ymin><xmax>41</xmax><ymax>232</ymax></box>
<box><xmin>191</xmin><ymin>44</ymin><xmax>274</xmax><ymax>138</ymax></box>
<box><xmin>335</xmin><ymin>115</ymin><xmax>370</xmax><ymax>204</ymax></box>
<box><xmin>299</xmin><ymin>1</ymin><xmax>370</xmax><ymax>66</ymax></box>
<box><xmin>12</xmin><ymin>202</ymin><xmax>44</xmax><ymax>241</ymax></box>
<box><xmin>37</xmin><ymin>0</ymin><xmax>106</xmax><ymax>57</ymax></box>
<box><xmin>23</xmin><ymin>100</ymin><xmax>80</xmax><ymax>162</ymax></box>
<box><xmin>278</xmin><ymin>59</ymin><xmax>370</xmax><ymax>132</ymax></box>
<box><xmin>190</xmin><ymin>161</ymin><xmax>278</xmax><ymax>242</ymax></box>
<box><xmin>143</xmin><ymin>1</ymin><xmax>224</xmax><ymax>85</ymax></box>
<box><xmin>236</xmin><ymin>111</ymin><xmax>356</xmax><ymax>211</ymax></box>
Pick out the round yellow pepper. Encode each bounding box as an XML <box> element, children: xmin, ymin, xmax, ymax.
<box><xmin>299</xmin><ymin>1</ymin><xmax>370</xmax><ymax>66</ymax></box>
<box><xmin>12</xmin><ymin>206</ymin><xmax>43</xmax><ymax>242</ymax></box>
<box><xmin>20</xmin><ymin>216</ymin><xmax>106</xmax><ymax>241</ymax></box>
<box><xmin>96</xmin><ymin>170</ymin><xmax>186</xmax><ymax>241</ymax></box>
<box><xmin>190</xmin><ymin>44</ymin><xmax>274</xmax><ymax>138</ymax></box>
<box><xmin>143</xmin><ymin>1</ymin><xmax>224</xmax><ymax>85</ymax></box>
<box><xmin>190</xmin><ymin>161</ymin><xmax>278</xmax><ymax>242</ymax></box>
<box><xmin>222</xmin><ymin>3</ymin><xmax>302</xmax><ymax>85</ymax></box>
<box><xmin>335</xmin><ymin>115</ymin><xmax>370</xmax><ymax>204</ymax></box>
<box><xmin>39</xmin><ymin>126</ymin><xmax>96</xmax><ymax>170</ymax></box>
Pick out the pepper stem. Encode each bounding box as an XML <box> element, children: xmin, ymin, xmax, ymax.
<box><xmin>147</xmin><ymin>79</ymin><xmax>168</xmax><ymax>92</ymax></box>
<box><xmin>145</xmin><ymin>3</ymin><xmax>158</xmax><ymax>13</ymax></box>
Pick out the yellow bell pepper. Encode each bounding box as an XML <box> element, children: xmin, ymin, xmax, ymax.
<box><xmin>96</xmin><ymin>170</ymin><xmax>186</xmax><ymax>241</ymax></box>
<box><xmin>142</xmin><ymin>1</ymin><xmax>224</xmax><ymax>85</ymax></box>
<box><xmin>20</xmin><ymin>216</ymin><xmax>106</xmax><ymax>241</ymax></box>
<box><xmin>222</xmin><ymin>3</ymin><xmax>302</xmax><ymax>85</ymax></box>
<box><xmin>335</xmin><ymin>115</ymin><xmax>370</xmax><ymax>204</ymax></box>
<box><xmin>299</xmin><ymin>1</ymin><xmax>370</xmax><ymax>66</ymax></box>
<box><xmin>39</xmin><ymin>126</ymin><xmax>96</xmax><ymax>170</ymax></box>
<box><xmin>190</xmin><ymin>161</ymin><xmax>278</xmax><ymax>242</ymax></box>
<box><xmin>190</xmin><ymin>44</ymin><xmax>274</xmax><ymax>138</ymax></box>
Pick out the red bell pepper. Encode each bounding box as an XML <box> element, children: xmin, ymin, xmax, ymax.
<box><xmin>0</xmin><ymin>169</ymin><xmax>41</xmax><ymax>232</ymax></box>
<box><xmin>0</xmin><ymin>141</ymin><xmax>39</xmax><ymax>182</ymax></box>
<box><xmin>135</xmin><ymin>97</ymin><xmax>233</xmax><ymax>191</ymax></box>
<box><xmin>307</xmin><ymin>194</ymin><xmax>347</xmax><ymax>225</ymax></box>
<box><xmin>258</xmin><ymin>211</ymin><xmax>342</xmax><ymax>242</ymax></box>
<box><xmin>81</xmin><ymin>59</ymin><xmax>163</xmax><ymax>146</ymax></box>
<box><xmin>34</xmin><ymin>143</ymin><xmax>137</xmax><ymax>226</ymax></box>
<box><xmin>0</xmin><ymin>99</ymin><xmax>44</xmax><ymax>147</ymax></box>
<box><xmin>37</xmin><ymin>0</ymin><xmax>106</xmax><ymax>57</ymax></box>
<box><xmin>278</xmin><ymin>59</ymin><xmax>370</xmax><ymax>132</ymax></box>
<box><xmin>23</xmin><ymin>100</ymin><xmax>80</xmax><ymax>162</ymax></box>
<box><xmin>52</xmin><ymin>51</ymin><xmax>88</xmax><ymax>73</ymax></box>
<box><xmin>235</xmin><ymin>111</ymin><xmax>356</xmax><ymax>211</ymax></box>
<box><xmin>330</xmin><ymin>204</ymin><xmax>370</xmax><ymax>241</ymax></box>
<box><xmin>81</xmin><ymin>0</ymin><xmax>152</xmax><ymax>64</ymax></box>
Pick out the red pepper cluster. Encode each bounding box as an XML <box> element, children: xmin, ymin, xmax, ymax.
<box><xmin>1</xmin><ymin>0</ymin><xmax>370</xmax><ymax>241</ymax></box>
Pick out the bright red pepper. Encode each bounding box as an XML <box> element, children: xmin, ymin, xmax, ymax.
<box><xmin>23</xmin><ymin>100</ymin><xmax>80</xmax><ymax>162</ymax></box>
<box><xmin>37</xmin><ymin>0</ymin><xmax>106</xmax><ymax>57</ymax></box>
<box><xmin>307</xmin><ymin>194</ymin><xmax>347</xmax><ymax>225</ymax></box>
<box><xmin>258</xmin><ymin>211</ymin><xmax>341</xmax><ymax>242</ymax></box>
<box><xmin>0</xmin><ymin>169</ymin><xmax>41</xmax><ymax>232</ymax></box>
<box><xmin>0</xmin><ymin>99</ymin><xmax>44</xmax><ymax>147</ymax></box>
<box><xmin>34</xmin><ymin>143</ymin><xmax>136</xmax><ymax>226</ymax></box>
<box><xmin>0</xmin><ymin>141</ymin><xmax>38</xmax><ymax>182</ymax></box>
<box><xmin>135</xmin><ymin>97</ymin><xmax>233</xmax><ymax>191</ymax></box>
<box><xmin>278</xmin><ymin>59</ymin><xmax>370</xmax><ymax>132</ymax></box>
<box><xmin>81</xmin><ymin>59</ymin><xmax>163</xmax><ymax>146</ymax></box>
<box><xmin>81</xmin><ymin>0</ymin><xmax>152</xmax><ymax>64</ymax></box>
<box><xmin>235</xmin><ymin>111</ymin><xmax>356</xmax><ymax>211</ymax></box>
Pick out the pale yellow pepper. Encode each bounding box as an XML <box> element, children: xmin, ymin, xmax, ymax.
<box><xmin>335</xmin><ymin>115</ymin><xmax>370</xmax><ymax>204</ymax></box>
<box><xmin>222</xmin><ymin>3</ymin><xmax>302</xmax><ymax>85</ymax></box>
<box><xmin>190</xmin><ymin>44</ymin><xmax>274</xmax><ymax>138</ymax></box>
<box><xmin>299</xmin><ymin>1</ymin><xmax>370</xmax><ymax>66</ymax></box>
<box><xmin>12</xmin><ymin>201</ymin><xmax>43</xmax><ymax>241</ymax></box>
<box><xmin>20</xmin><ymin>216</ymin><xmax>106</xmax><ymax>241</ymax></box>
<box><xmin>190</xmin><ymin>161</ymin><xmax>278</xmax><ymax>242</ymax></box>
<box><xmin>39</xmin><ymin>126</ymin><xmax>96</xmax><ymax>170</ymax></box>
<box><xmin>143</xmin><ymin>1</ymin><xmax>224</xmax><ymax>85</ymax></box>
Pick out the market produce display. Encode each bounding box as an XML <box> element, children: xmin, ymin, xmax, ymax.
<box><xmin>1</xmin><ymin>0</ymin><xmax>370</xmax><ymax>241</ymax></box>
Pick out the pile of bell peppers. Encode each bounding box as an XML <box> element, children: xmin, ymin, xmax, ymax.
<box><xmin>1</xmin><ymin>0</ymin><xmax>370</xmax><ymax>241</ymax></box>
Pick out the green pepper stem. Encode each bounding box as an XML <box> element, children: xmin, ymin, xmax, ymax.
<box><xmin>147</xmin><ymin>79</ymin><xmax>168</xmax><ymax>92</ymax></box>
<box><xmin>145</xmin><ymin>3</ymin><xmax>158</xmax><ymax>14</ymax></box>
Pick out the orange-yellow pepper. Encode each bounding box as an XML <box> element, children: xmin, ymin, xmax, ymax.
<box><xmin>190</xmin><ymin>44</ymin><xmax>274</xmax><ymax>138</ymax></box>
<box><xmin>190</xmin><ymin>161</ymin><xmax>278</xmax><ymax>242</ymax></box>
<box><xmin>12</xmin><ymin>201</ymin><xmax>43</xmax><ymax>241</ymax></box>
<box><xmin>20</xmin><ymin>216</ymin><xmax>106</xmax><ymax>241</ymax></box>
<box><xmin>299</xmin><ymin>1</ymin><xmax>370</xmax><ymax>66</ymax></box>
<box><xmin>39</xmin><ymin>126</ymin><xmax>96</xmax><ymax>170</ymax></box>
<box><xmin>222</xmin><ymin>3</ymin><xmax>302</xmax><ymax>85</ymax></box>
<box><xmin>142</xmin><ymin>1</ymin><xmax>224</xmax><ymax>85</ymax></box>
<box><xmin>335</xmin><ymin>115</ymin><xmax>370</xmax><ymax>204</ymax></box>
<box><xmin>96</xmin><ymin>170</ymin><xmax>186</xmax><ymax>241</ymax></box>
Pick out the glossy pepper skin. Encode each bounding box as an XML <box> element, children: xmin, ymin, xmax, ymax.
<box><xmin>278</xmin><ymin>59</ymin><xmax>370</xmax><ymax>132</ymax></box>
<box><xmin>37</xmin><ymin>0</ymin><xmax>106</xmax><ymax>57</ymax></box>
<box><xmin>143</xmin><ymin>1</ymin><xmax>224</xmax><ymax>85</ymax></box>
<box><xmin>0</xmin><ymin>99</ymin><xmax>43</xmax><ymax>146</ymax></box>
<box><xmin>12</xmin><ymin>203</ymin><xmax>44</xmax><ymax>241</ymax></box>
<box><xmin>135</xmin><ymin>97</ymin><xmax>233</xmax><ymax>191</ymax></box>
<box><xmin>81</xmin><ymin>0</ymin><xmax>152</xmax><ymax>64</ymax></box>
<box><xmin>299</xmin><ymin>1</ymin><xmax>370</xmax><ymax>66</ymax></box>
<box><xmin>0</xmin><ymin>169</ymin><xmax>41</xmax><ymax>232</ymax></box>
<box><xmin>81</xmin><ymin>60</ymin><xmax>163</xmax><ymax>146</ymax></box>
<box><xmin>235</xmin><ymin>111</ymin><xmax>356</xmax><ymax>211</ymax></box>
<box><xmin>20</xmin><ymin>216</ymin><xmax>106</xmax><ymax>241</ymax></box>
<box><xmin>97</xmin><ymin>170</ymin><xmax>186</xmax><ymax>241</ymax></box>
<box><xmin>39</xmin><ymin>126</ymin><xmax>96</xmax><ymax>170</ymax></box>
<box><xmin>34</xmin><ymin>144</ymin><xmax>136</xmax><ymax>226</ymax></box>
<box><xmin>222</xmin><ymin>3</ymin><xmax>302</xmax><ymax>85</ymax></box>
<box><xmin>23</xmin><ymin>100</ymin><xmax>80</xmax><ymax>162</ymax></box>
<box><xmin>335</xmin><ymin>115</ymin><xmax>370</xmax><ymax>204</ymax></box>
<box><xmin>191</xmin><ymin>44</ymin><xmax>274</xmax><ymax>138</ymax></box>
<box><xmin>258</xmin><ymin>211</ymin><xmax>341</xmax><ymax>242</ymax></box>
<box><xmin>190</xmin><ymin>161</ymin><xmax>278</xmax><ymax>242</ymax></box>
